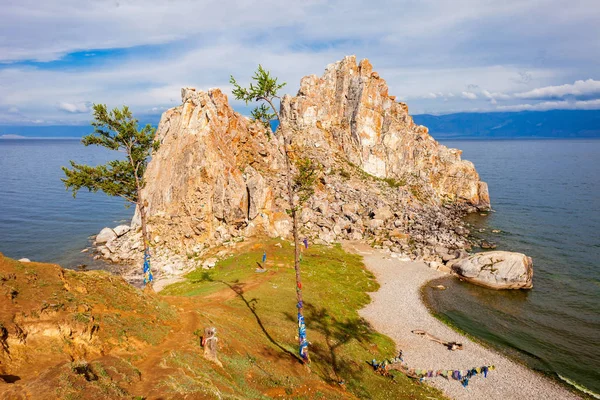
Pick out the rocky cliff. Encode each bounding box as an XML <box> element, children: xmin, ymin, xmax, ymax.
<box><xmin>281</xmin><ymin>56</ymin><xmax>489</xmax><ymax>207</ymax></box>
<box><xmin>97</xmin><ymin>56</ymin><xmax>490</xmax><ymax>281</ymax></box>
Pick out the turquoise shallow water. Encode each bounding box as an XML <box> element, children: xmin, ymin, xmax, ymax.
<box><xmin>0</xmin><ymin>139</ymin><xmax>133</xmax><ymax>268</ymax></box>
<box><xmin>425</xmin><ymin>139</ymin><xmax>600</xmax><ymax>396</ymax></box>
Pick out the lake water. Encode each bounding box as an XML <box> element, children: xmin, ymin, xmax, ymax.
<box><xmin>0</xmin><ymin>139</ymin><xmax>133</xmax><ymax>268</ymax></box>
<box><xmin>425</xmin><ymin>139</ymin><xmax>600</xmax><ymax>396</ymax></box>
<box><xmin>1</xmin><ymin>138</ymin><xmax>599</xmax><ymax>395</ymax></box>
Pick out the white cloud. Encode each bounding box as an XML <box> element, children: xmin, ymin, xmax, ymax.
<box><xmin>481</xmin><ymin>90</ymin><xmax>510</xmax><ymax>100</ymax></box>
<box><xmin>496</xmin><ymin>99</ymin><xmax>600</xmax><ymax>111</ymax></box>
<box><xmin>58</xmin><ymin>101</ymin><xmax>90</xmax><ymax>113</ymax></box>
<box><xmin>515</xmin><ymin>79</ymin><xmax>600</xmax><ymax>99</ymax></box>
<box><xmin>0</xmin><ymin>0</ymin><xmax>599</xmax><ymax>120</ymax></box>
<box><xmin>461</xmin><ymin>91</ymin><xmax>478</xmax><ymax>100</ymax></box>
<box><xmin>575</xmin><ymin>99</ymin><xmax>600</xmax><ymax>109</ymax></box>
<box><xmin>7</xmin><ymin>106</ymin><xmax>19</xmax><ymax>113</ymax></box>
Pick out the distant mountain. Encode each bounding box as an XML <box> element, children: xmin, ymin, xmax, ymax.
<box><xmin>2</xmin><ymin>110</ymin><xmax>599</xmax><ymax>139</ymax></box>
<box><xmin>413</xmin><ymin>110</ymin><xmax>600</xmax><ymax>139</ymax></box>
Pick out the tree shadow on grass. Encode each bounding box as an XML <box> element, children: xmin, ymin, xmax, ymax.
<box><xmin>284</xmin><ymin>302</ymin><xmax>377</xmax><ymax>393</ymax></box>
<box><xmin>192</xmin><ymin>271</ymin><xmax>300</xmax><ymax>363</ymax></box>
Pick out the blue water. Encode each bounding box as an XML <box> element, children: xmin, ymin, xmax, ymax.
<box><xmin>424</xmin><ymin>139</ymin><xmax>600</xmax><ymax>395</ymax></box>
<box><xmin>0</xmin><ymin>139</ymin><xmax>133</xmax><ymax>268</ymax></box>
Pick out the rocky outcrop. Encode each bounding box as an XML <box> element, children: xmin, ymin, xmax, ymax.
<box><xmin>96</xmin><ymin>56</ymin><xmax>491</xmax><ymax>281</ymax></box>
<box><xmin>451</xmin><ymin>251</ymin><xmax>534</xmax><ymax>289</ymax></box>
<box><xmin>281</xmin><ymin>56</ymin><xmax>490</xmax><ymax>207</ymax></box>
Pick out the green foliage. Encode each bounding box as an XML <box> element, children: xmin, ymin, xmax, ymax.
<box><xmin>230</xmin><ymin>65</ymin><xmax>286</xmax><ymax>131</ymax></box>
<box><xmin>61</xmin><ymin>104</ymin><xmax>159</xmax><ymax>204</ymax></box>
<box><xmin>293</xmin><ymin>157</ymin><xmax>318</xmax><ymax>206</ymax></box>
<box><xmin>383</xmin><ymin>177</ymin><xmax>406</xmax><ymax>188</ymax></box>
<box><xmin>250</xmin><ymin>104</ymin><xmax>276</xmax><ymax>130</ymax></box>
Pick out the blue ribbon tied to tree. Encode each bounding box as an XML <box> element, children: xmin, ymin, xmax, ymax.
<box><xmin>298</xmin><ymin>312</ymin><xmax>309</xmax><ymax>361</ymax></box>
<box><xmin>143</xmin><ymin>250</ymin><xmax>153</xmax><ymax>285</ymax></box>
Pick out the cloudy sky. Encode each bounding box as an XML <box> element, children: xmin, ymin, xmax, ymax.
<box><xmin>1</xmin><ymin>0</ymin><xmax>599</xmax><ymax>125</ymax></box>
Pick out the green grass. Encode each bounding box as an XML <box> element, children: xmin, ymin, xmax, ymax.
<box><xmin>162</xmin><ymin>239</ymin><xmax>446</xmax><ymax>399</ymax></box>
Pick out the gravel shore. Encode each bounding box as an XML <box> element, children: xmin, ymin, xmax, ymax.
<box><xmin>345</xmin><ymin>242</ymin><xmax>581</xmax><ymax>400</ymax></box>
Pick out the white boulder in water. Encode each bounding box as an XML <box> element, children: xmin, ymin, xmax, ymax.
<box><xmin>451</xmin><ymin>251</ymin><xmax>533</xmax><ymax>289</ymax></box>
<box><xmin>96</xmin><ymin>227</ymin><xmax>117</xmax><ymax>245</ymax></box>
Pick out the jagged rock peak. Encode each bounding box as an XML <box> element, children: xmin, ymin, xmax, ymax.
<box><xmin>282</xmin><ymin>55</ymin><xmax>489</xmax><ymax>208</ymax></box>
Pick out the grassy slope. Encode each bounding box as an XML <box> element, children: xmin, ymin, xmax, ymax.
<box><xmin>0</xmin><ymin>241</ymin><xmax>447</xmax><ymax>399</ymax></box>
<box><xmin>159</xmin><ymin>239</ymin><xmax>446</xmax><ymax>399</ymax></box>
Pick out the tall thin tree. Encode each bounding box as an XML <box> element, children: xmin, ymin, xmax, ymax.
<box><xmin>231</xmin><ymin>66</ymin><xmax>315</xmax><ymax>363</ymax></box>
<box><xmin>62</xmin><ymin>104</ymin><xmax>159</xmax><ymax>286</ymax></box>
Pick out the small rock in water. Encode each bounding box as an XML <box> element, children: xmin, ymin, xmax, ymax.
<box><xmin>18</xmin><ymin>258</ymin><xmax>31</xmax><ymax>262</ymax></box>
<box><xmin>96</xmin><ymin>227</ymin><xmax>117</xmax><ymax>245</ymax></box>
<box><xmin>80</xmin><ymin>248</ymin><xmax>89</xmax><ymax>253</ymax></box>
<box><xmin>480</xmin><ymin>240</ymin><xmax>496</xmax><ymax>249</ymax></box>
<box><xmin>432</xmin><ymin>285</ymin><xmax>446</xmax><ymax>290</ymax></box>
<box><xmin>492</xmin><ymin>229</ymin><xmax>501</xmax><ymax>233</ymax></box>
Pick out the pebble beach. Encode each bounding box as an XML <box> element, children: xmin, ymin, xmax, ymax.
<box><xmin>345</xmin><ymin>242</ymin><xmax>582</xmax><ymax>400</ymax></box>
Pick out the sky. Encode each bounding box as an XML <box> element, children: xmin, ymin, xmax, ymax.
<box><xmin>1</xmin><ymin>0</ymin><xmax>599</xmax><ymax>125</ymax></box>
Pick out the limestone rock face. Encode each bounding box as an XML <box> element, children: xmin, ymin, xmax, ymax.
<box><xmin>139</xmin><ymin>87</ymin><xmax>287</xmax><ymax>248</ymax></box>
<box><xmin>100</xmin><ymin>56</ymin><xmax>492</xmax><ymax>282</ymax></box>
<box><xmin>451</xmin><ymin>251</ymin><xmax>534</xmax><ymax>289</ymax></box>
<box><xmin>281</xmin><ymin>56</ymin><xmax>490</xmax><ymax>208</ymax></box>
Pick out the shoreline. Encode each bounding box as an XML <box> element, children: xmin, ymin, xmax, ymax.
<box><xmin>421</xmin><ymin>276</ymin><xmax>598</xmax><ymax>399</ymax></box>
<box><xmin>344</xmin><ymin>241</ymin><xmax>582</xmax><ymax>400</ymax></box>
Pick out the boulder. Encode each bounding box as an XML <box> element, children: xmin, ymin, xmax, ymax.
<box><xmin>202</xmin><ymin>257</ymin><xmax>218</xmax><ymax>270</ymax></box>
<box><xmin>373</xmin><ymin>206</ymin><xmax>393</xmax><ymax>221</ymax></box>
<box><xmin>341</xmin><ymin>203</ymin><xmax>359</xmax><ymax>216</ymax></box>
<box><xmin>96</xmin><ymin>227</ymin><xmax>117</xmax><ymax>245</ymax></box>
<box><xmin>369</xmin><ymin>219</ymin><xmax>384</xmax><ymax>230</ymax></box>
<box><xmin>451</xmin><ymin>251</ymin><xmax>533</xmax><ymax>289</ymax></box>
<box><xmin>113</xmin><ymin>225</ymin><xmax>131</xmax><ymax>237</ymax></box>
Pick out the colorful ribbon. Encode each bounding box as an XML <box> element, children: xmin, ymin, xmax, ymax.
<box><xmin>143</xmin><ymin>250</ymin><xmax>153</xmax><ymax>285</ymax></box>
<box><xmin>298</xmin><ymin>313</ymin><xmax>309</xmax><ymax>361</ymax></box>
<box><xmin>369</xmin><ymin>352</ymin><xmax>495</xmax><ymax>388</ymax></box>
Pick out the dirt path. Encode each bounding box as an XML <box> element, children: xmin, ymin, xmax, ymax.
<box><xmin>345</xmin><ymin>242</ymin><xmax>581</xmax><ymax>400</ymax></box>
<box><xmin>127</xmin><ymin>297</ymin><xmax>202</xmax><ymax>395</ymax></box>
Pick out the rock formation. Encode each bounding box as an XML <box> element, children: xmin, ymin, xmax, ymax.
<box><xmin>96</xmin><ymin>56</ymin><xmax>491</xmax><ymax>282</ymax></box>
<box><xmin>451</xmin><ymin>251</ymin><xmax>534</xmax><ymax>289</ymax></box>
<box><xmin>281</xmin><ymin>56</ymin><xmax>489</xmax><ymax>207</ymax></box>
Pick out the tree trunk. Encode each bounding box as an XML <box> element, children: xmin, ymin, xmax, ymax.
<box><xmin>138</xmin><ymin>200</ymin><xmax>153</xmax><ymax>287</ymax></box>
<box><xmin>282</xmin><ymin>133</ymin><xmax>309</xmax><ymax>363</ymax></box>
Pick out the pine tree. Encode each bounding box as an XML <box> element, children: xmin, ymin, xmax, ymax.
<box><xmin>62</xmin><ymin>104</ymin><xmax>159</xmax><ymax>286</ymax></box>
<box><xmin>231</xmin><ymin>66</ymin><xmax>316</xmax><ymax>363</ymax></box>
